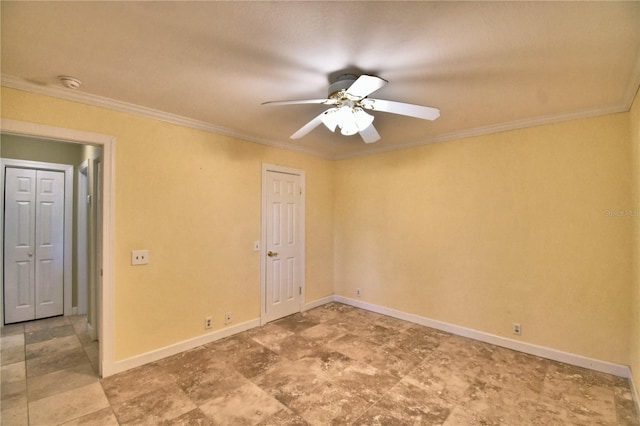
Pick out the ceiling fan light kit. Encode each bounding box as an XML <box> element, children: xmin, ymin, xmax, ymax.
<box><xmin>263</xmin><ymin>73</ymin><xmax>440</xmax><ymax>144</ymax></box>
<box><xmin>321</xmin><ymin>105</ymin><xmax>374</xmax><ymax>136</ymax></box>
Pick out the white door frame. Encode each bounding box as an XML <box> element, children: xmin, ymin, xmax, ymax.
<box><xmin>1</xmin><ymin>159</ymin><xmax>73</xmax><ymax>321</ymax></box>
<box><xmin>1</xmin><ymin>118</ymin><xmax>116</xmax><ymax>377</ymax></box>
<box><xmin>76</xmin><ymin>160</ymin><xmax>89</xmax><ymax>315</ymax></box>
<box><xmin>260</xmin><ymin>163</ymin><xmax>305</xmax><ymax>325</ymax></box>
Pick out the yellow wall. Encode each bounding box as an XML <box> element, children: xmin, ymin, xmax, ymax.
<box><xmin>1</xmin><ymin>85</ymin><xmax>636</xmax><ymax>369</ymax></box>
<box><xmin>334</xmin><ymin>114</ymin><xmax>633</xmax><ymax>364</ymax></box>
<box><xmin>1</xmin><ymin>87</ymin><xmax>335</xmax><ymax>359</ymax></box>
<box><xmin>630</xmin><ymin>87</ymin><xmax>640</xmax><ymax>386</ymax></box>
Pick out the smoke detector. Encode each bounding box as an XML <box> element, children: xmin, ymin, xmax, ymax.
<box><xmin>58</xmin><ymin>76</ymin><xmax>82</xmax><ymax>89</ymax></box>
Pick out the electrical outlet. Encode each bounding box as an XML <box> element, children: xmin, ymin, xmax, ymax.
<box><xmin>512</xmin><ymin>323</ymin><xmax>521</xmax><ymax>335</ymax></box>
<box><xmin>225</xmin><ymin>312</ymin><xmax>232</xmax><ymax>325</ymax></box>
<box><xmin>205</xmin><ymin>316</ymin><xmax>212</xmax><ymax>329</ymax></box>
<box><xmin>356</xmin><ymin>288</ymin><xmax>361</xmax><ymax>297</ymax></box>
<box><xmin>131</xmin><ymin>249</ymin><xmax>149</xmax><ymax>265</ymax></box>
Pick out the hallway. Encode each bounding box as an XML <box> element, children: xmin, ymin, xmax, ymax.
<box><xmin>1</xmin><ymin>315</ymin><xmax>100</xmax><ymax>424</ymax></box>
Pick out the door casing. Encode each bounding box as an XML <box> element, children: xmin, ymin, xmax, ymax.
<box><xmin>1</xmin><ymin>159</ymin><xmax>73</xmax><ymax>323</ymax></box>
<box><xmin>260</xmin><ymin>163</ymin><xmax>305</xmax><ymax>325</ymax></box>
<box><xmin>76</xmin><ymin>160</ymin><xmax>89</xmax><ymax>316</ymax></box>
<box><xmin>0</xmin><ymin>118</ymin><xmax>116</xmax><ymax>377</ymax></box>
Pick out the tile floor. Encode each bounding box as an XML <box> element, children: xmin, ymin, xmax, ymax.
<box><xmin>1</xmin><ymin>303</ymin><xmax>639</xmax><ymax>425</ymax></box>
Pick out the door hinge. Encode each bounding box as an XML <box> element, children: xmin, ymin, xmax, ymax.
<box><xmin>87</xmin><ymin>194</ymin><xmax>92</xmax><ymax>205</ymax></box>
<box><xmin>299</xmin><ymin>188</ymin><xmax>302</xmax><ymax>196</ymax></box>
<box><xmin>299</xmin><ymin>286</ymin><xmax>302</xmax><ymax>295</ymax></box>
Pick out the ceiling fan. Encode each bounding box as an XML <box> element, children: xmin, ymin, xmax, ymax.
<box><xmin>262</xmin><ymin>74</ymin><xmax>440</xmax><ymax>143</ymax></box>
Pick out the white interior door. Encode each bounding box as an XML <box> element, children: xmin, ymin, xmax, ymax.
<box><xmin>4</xmin><ymin>168</ymin><xmax>37</xmax><ymax>323</ymax></box>
<box><xmin>4</xmin><ymin>167</ymin><xmax>65</xmax><ymax>323</ymax></box>
<box><xmin>264</xmin><ymin>170</ymin><xmax>303</xmax><ymax>322</ymax></box>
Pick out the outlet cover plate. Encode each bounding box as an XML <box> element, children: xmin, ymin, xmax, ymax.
<box><xmin>131</xmin><ymin>249</ymin><xmax>149</xmax><ymax>265</ymax></box>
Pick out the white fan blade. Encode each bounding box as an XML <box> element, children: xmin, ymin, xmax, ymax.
<box><xmin>262</xmin><ymin>99</ymin><xmax>332</xmax><ymax>106</ymax></box>
<box><xmin>365</xmin><ymin>99</ymin><xmax>440</xmax><ymax>120</ymax></box>
<box><xmin>346</xmin><ymin>75</ymin><xmax>387</xmax><ymax>99</ymax></box>
<box><xmin>290</xmin><ymin>111</ymin><xmax>329</xmax><ymax>139</ymax></box>
<box><xmin>359</xmin><ymin>124</ymin><xmax>381</xmax><ymax>144</ymax></box>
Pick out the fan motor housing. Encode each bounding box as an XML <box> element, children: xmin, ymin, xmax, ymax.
<box><xmin>328</xmin><ymin>74</ymin><xmax>357</xmax><ymax>99</ymax></box>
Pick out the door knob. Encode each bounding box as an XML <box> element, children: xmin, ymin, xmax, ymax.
<box><xmin>267</xmin><ymin>250</ymin><xmax>278</xmax><ymax>257</ymax></box>
<box><xmin>28</xmin><ymin>252</ymin><xmax>33</xmax><ymax>257</ymax></box>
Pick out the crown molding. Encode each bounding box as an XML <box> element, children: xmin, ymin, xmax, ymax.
<box><xmin>0</xmin><ymin>74</ymin><xmax>331</xmax><ymax>159</ymax></box>
<box><xmin>335</xmin><ymin>102</ymin><xmax>630</xmax><ymax>160</ymax></box>
<box><xmin>3</xmin><ymin>73</ymin><xmax>637</xmax><ymax>162</ymax></box>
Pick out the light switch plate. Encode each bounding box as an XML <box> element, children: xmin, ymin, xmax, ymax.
<box><xmin>131</xmin><ymin>249</ymin><xmax>149</xmax><ymax>265</ymax></box>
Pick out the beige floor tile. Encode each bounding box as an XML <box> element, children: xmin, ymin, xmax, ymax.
<box><xmin>252</xmin><ymin>356</ymin><xmax>333</xmax><ymax>408</ymax></box>
<box><xmin>175</xmin><ymin>361</ymin><xmax>250</xmax><ymax>406</ymax></box>
<box><xmin>1</xmin><ymin>305</ymin><xmax>638</xmax><ymax>425</ymax></box>
<box><xmin>110</xmin><ymin>382</ymin><xmax>197</xmax><ymax>424</ymax></box>
<box><xmin>298</xmin><ymin>321</ymin><xmax>346</xmax><ymax>345</ymax></box>
<box><xmin>272</xmin><ymin>313</ymin><xmax>320</xmax><ymax>333</ymax></box>
<box><xmin>1</xmin><ymin>323</ymin><xmax>25</xmax><ymax>337</ymax></box>
<box><xmin>1</xmin><ymin>333</ymin><xmax>25</xmax><ymax>349</ymax></box>
<box><xmin>0</xmin><ymin>402</ymin><xmax>29</xmax><ymax>426</ymax></box>
<box><xmin>403</xmin><ymin>345</ymin><xmax>480</xmax><ymax>402</ymax></box>
<box><xmin>246</xmin><ymin>322</ymin><xmax>295</xmax><ymax>346</ymax></box>
<box><xmin>255</xmin><ymin>408</ymin><xmax>309</xmax><ymax>425</ymax></box>
<box><xmin>26</xmin><ymin>347</ymin><xmax>88</xmax><ymax>378</ymax></box>
<box><xmin>1</xmin><ymin>378</ymin><xmax>27</xmax><ymax>404</ymax></box>
<box><xmin>27</xmin><ymin>363</ymin><xmax>99</xmax><ymax>402</ymax></box>
<box><xmin>84</xmin><ymin>341</ymin><xmax>100</xmax><ymax>374</ymax></box>
<box><xmin>164</xmin><ymin>408</ymin><xmax>216</xmax><ymax>425</ymax></box>
<box><xmin>1</xmin><ymin>345</ymin><xmax>25</xmax><ymax>365</ymax></box>
<box><xmin>199</xmin><ymin>381</ymin><xmax>286</xmax><ymax>425</ymax></box>
<box><xmin>24</xmin><ymin>316</ymin><xmax>71</xmax><ymax>333</ymax></box>
<box><xmin>101</xmin><ymin>362</ymin><xmax>175</xmax><ymax>406</ymax></box>
<box><xmin>1</xmin><ymin>361</ymin><xmax>26</xmax><ymax>384</ymax></box>
<box><xmin>614</xmin><ymin>384</ymin><xmax>640</xmax><ymax>425</ymax></box>
<box><xmin>26</xmin><ymin>334</ymin><xmax>82</xmax><ymax>360</ymax></box>
<box><xmin>0</xmin><ymin>334</ymin><xmax>25</xmax><ymax>365</ymax></box>
<box><xmin>25</xmin><ymin>324</ymin><xmax>76</xmax><ymax>345</ymax></box>
<box><xmin>371</xmin><ymin>379</ymin><xmax>454</xmax><ymax>425</ymax></box>
<box><xmin>287</xmin><ymin>379</ymin><xmax>372</xmax><ymax>425</ymax></box>
<box><xmin>230</xmin><ymin>345</ymin><xmax>281</xmax><ymax>379</ymax></box>
<box><xmin>60</xmin><ymin>407</ymin><xmax>119</xmax><ymax>426</ymax></box>
<box><xmin>332</xmin><ymin>360</ymin><xmax>400</xmax><ymax>404</ymax></box>
<box><xmin>28</xmin><ymin>382</ymin><xmax>110</xmax><ymax>425</ymax></box>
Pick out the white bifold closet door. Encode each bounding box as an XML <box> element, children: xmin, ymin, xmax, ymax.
<box><xmin>4</xmin><ymin>167</ymin><xmax>65</xmax><ymax>324</ymax></box>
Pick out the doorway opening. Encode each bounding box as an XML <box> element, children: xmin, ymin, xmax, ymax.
<box><xmin>0</xmin><ymin>119</ymin><xmax>115</xmax><ymax>377</ymax></box>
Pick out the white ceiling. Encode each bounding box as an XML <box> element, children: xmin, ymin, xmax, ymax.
<box><xmin>2</xmin><ymin>1</ymin><xmax>639</xmax><ymax>159</ymax></box>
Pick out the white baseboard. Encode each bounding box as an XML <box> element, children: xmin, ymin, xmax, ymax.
<box><xmin>304</xmin><ymin>295</ymin><xmax>334</xmax><ymax>311</ymax></box>
<box><xmin>106</xmin><ymin>318</ymin><xmax>260</xmax><ymax>376</ymax></box>
<box><xmin>103</xmin><ymin>295</ymin><xmax>631</xmax><ymax>383</ymax></box>
<box><xmin>104</xmin><ymin>295</ymin><xmax>335</xmax><ymax>377</ymax></box>
<box><xmin>334</xmin><ymin>295</ymin><xmax>631</xmax><ymax>378</ymax></box>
